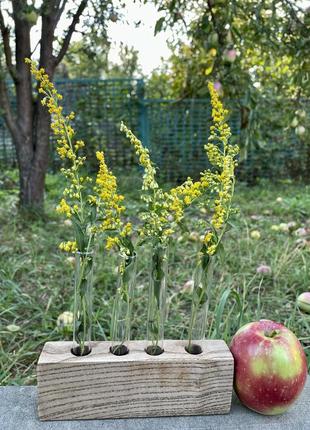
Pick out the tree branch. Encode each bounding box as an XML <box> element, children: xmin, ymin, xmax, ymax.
<box><xmin>206</xmin><ymin>0</ymin><xmax>223</xmax><ymax>46</ymax></box>
<box><xmin>54</xmin><ymin>0</ymin><xmax>88</xmax><ymax>66</ymax></box>
<box><xmin>55</xmin><ymin>0</ymin><xmax>68</xmax><ymax>25</ymax></box>
<box><xmin>0</xmin><ymin>8</ymin><xmax>18</xmax><ymax>82</ymax></box>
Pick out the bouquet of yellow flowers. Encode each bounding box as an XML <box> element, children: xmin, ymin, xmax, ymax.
<box><xmin>121</xmin><ymin>82</ymin><xmax>238</xmax><ymax>354</ymax></box>
<box><xmin>27</xmin><ymin>58</ymin><xmax>238</xmax><ymax>357</ymax></box>
<box><xmin>26</xmin><ymin>59</ymin><xmax>135</xmax><ymax>356</ymax></box>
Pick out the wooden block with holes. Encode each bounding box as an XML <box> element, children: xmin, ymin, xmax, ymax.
<box><xmin>37</xmin><ymin>340</ymin><xmax>234</xmax><ymax>420</ymax></box>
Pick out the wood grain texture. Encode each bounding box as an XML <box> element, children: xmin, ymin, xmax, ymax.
<box><xmin>37</xmin><ymin>340</ymin><xmax>234</xmax><ymax>421</ymax></box>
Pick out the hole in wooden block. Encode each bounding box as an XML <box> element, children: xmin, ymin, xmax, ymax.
<box><xmin>110</xmin><ymin>344</ymin><xmax>129</xmax><ymax>356</ymax></box>
<box><xmin>71</xmin><ymin>345</ymin><xmax>92</xmax><ymax>356</ymax></box>
<box><xmin>185</xmin><ymin>344</ymin><xmax>202</xmax><ymax>355</ymax></box>
<box><xmin>145</xmin><ymin>345</ymin><xmax>164</xmax><ymax>356</ymax></box>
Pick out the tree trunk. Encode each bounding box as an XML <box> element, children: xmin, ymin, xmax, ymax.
<box><xmin>16</xmin><ymin>80</ymin><xmax>54</xmax><ymax>208</ymax></box>
<box><xmin>12</xmin><ymin>0</ymin><xmax>56</xmax><ymax>210</ymax></box>
<box><xmin>16</xmin><ymin>130</ymin><xmax>50</xmax><ymax>208</ymax></box>
<box><xmin>0</xmin><ymin>0</ymin><xmax>88</xmax><ymax>212</ymax></box>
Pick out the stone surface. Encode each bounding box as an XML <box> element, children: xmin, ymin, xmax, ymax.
<box><xmin>0</xmin><ymin>379</ymin><xmax>309</xmax><ymax>430</ymax></box>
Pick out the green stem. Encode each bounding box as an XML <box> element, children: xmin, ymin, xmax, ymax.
<box><xmin>187</xmin><ymin>257</ymin><xmax>214</xmax><ymax>348</ymax></box>
<box><xmin>82</xmin><ymin>296</ymin><xmax>87</xmax><ymax>354</ymax></box>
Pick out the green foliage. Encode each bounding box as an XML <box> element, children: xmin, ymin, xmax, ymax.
<box><xmin>59</xmin><ymin>41</ymin><xmax>143</xmax><ymax>80</ymax></box>
<box><xmin>107</xmin><ymin>44</ymin><xmax>143</xmax><ymax>78</ymax></box>
<box><xmin>152</xmin><ymin>0</ymin><xmax>310</xmax><ymax>99</ymax></box>
<box><xmin>58</xmin><ymin>40</ymin><xmax>109</xmax><ymax>79</ymax></box>
<box><xmin>149</xmin><ymin>1</ymin><xmax>310</xmax><ymax>172</ymax></box>
<box><xmin>0</xmin><ymin>170</ymin><xmax>309</xmax><ymax>384</ymax></box>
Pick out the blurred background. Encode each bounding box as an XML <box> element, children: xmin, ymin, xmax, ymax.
<box><xmin>0</xmin><ymin>0</ymin><xmax>309</xmax><ymax>385</ymax></box>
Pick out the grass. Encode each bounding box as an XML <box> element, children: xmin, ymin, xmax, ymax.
<box><xmin>0</xmin><ymin>169</ymin><xmax>309</xmax><ymax>385</ymax></box>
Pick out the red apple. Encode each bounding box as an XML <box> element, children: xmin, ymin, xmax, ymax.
<box><xmin>230</xmin><ymin>320</ymin><xmax>307</xmax><ymax>415</ymax></box>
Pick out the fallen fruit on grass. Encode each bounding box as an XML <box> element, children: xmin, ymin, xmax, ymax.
<box><xmin>189</xmin><ymin>231</ymin><xmax>200</xmax><ymax>242</ymax></box>
<box><xmin>230</xmin><ymin>319</ymin><xmax>307</xmax><ymax>415</ymax></box>
<box><xmin>57</xmin><ymin>311</ymin><xmax>74</xmax><ymax>333</ymax></box>
<box><xmin>250</xmin><ymin>230</ymin><xmax>261</xmax><ymax>239</ymax></box>
<box><xmin>295</xmin><ymin>227</ymin><xmax>308</xmax><ymax>237</ymax></box>
<box><xmin>6</xmin><ymin>324</ymin><xmax>21</xmax><ymax>332</ymax></box>
<box><xmin>66</xmin><ymin>256</ymin><xmax>76</xmax><ymax>266</ymax></box>
<box><xmin>297</xmin><ymin>292</ymin><xmax>310</xmax><ymax>313</ymax></box>
<box><xmin>256</xmin><ymin>264</ymin><xmax>272</xmax><ymax>275</ymax></box>
<box><xmin>279</xmin><ymin>223</ymin><xmax>289</xmax><ymax>232</ymax></box>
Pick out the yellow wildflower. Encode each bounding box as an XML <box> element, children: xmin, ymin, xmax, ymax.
<box><xmin>59</xmin><ymin>241</ymin><xmax>78</xmax><ymax>253</ymax></box>
<box><xmin>120</xmin><ymin>122</ymin><xmax>158</xmax><ymax>193</ymax></box>
<box><xmin>26</xmin><ymin>59</ymin><xmax>86</xmax><ymax>207</ymax></box>
<box><xmin>205</xmin><ymin>82</ymin><xmax>239</xmax><ymax>243</ymax></box>
<box><xmin>169</xmin><ymin>177</ymin><xmax>209</xmax><ymax>223</ymax></box>
<box><xmin>93</xmin><ymin>151</ymin><xmax>125</xmax><ymax>233</ymax></box>
<box><xmin>27</xmin><ymin>59</ymin><xmax>136</xmax><ymax>257</ymax></box>
<box><xmin>203</xmin><ymin>232</ymin><xmax>213</xmax><ymax>244</ymax></box>
<box><xmin>207</xmin><ymin>244</ymin><xmax>217</xmax><ymax>255</ymax></box>
<box><xmin>93</xmin><ymin>151</ymin><xmax>134</xmax><ymax>253</ymax></box>
<box><xmin>105</xmin><ymin>236</ymin><xmax>120</xmax><ymax>250</ymax></box>
<box><xmin>56</xmin><ymin>198</ymin><xmax>72</xmax><ymax>218</ymax></box>
<box><xmin>120</xmin><ymin>222</ymin><xmax>132</xmax><ymax>237</ymax></box>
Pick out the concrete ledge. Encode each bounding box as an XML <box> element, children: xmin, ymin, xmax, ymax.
<box><xmin>0</xmin><ymin>379</ymin><xmax>309</xmax><ymax>430</ymax></box>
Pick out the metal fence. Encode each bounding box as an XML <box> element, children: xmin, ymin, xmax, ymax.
<box><xmin>141</xmin><ymin>98</ymin><xmax>241</xmax><ymax>182</ymax></box>
<box><xmin>0</xmin><ymin>117</ymin><xmax>15</xmax><ymax>165</ymax></box>
<box><xmin>0</xmin><ymin>78</ymin><xmax>308</xmax><ymax>183</ymax></box>
<box><xmin>49</xmin><ymin>78</ymin><xmax>144</xmax><ymax>171</ymax></box>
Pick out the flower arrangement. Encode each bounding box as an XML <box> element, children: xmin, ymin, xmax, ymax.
<box><xmin>185</xmin><ymin>82</ymin><xmax>239</xmax><ymax>353</ymax></box>
<box><xmin>119</xmin><ymin>124</ymin><xmax>212</xmax><ymax>354</ymax></box>
<box><xmin>26</xmin><ymin>59</ymin><xmax>134</xmax><ymax>356</ymax></box>
<box><xmin>27</xmin><ymin>58</ymin><xmax>238</xmax><ymax>358</ymax></box>
<box><xmin>121</xmin><ymin>82</ymin><xmax>238</xmax><ymax>354</ymax></box>
<box><xmin>119</xmin><ymin>123</ymin><xmax>175</xmax><ymax>354</ymax></box>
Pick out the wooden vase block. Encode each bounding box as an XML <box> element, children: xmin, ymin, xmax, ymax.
<box><xmin>37</xmin><ymin>340</ymin><xmax>234</xmax><ymax>421</ymax></box>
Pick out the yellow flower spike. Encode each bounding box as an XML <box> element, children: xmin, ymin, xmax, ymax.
<box><xmin>203</xmin><ymin>232</ymin><xmax>213</xmax><ymax>244</ymax></box>
<box><xmin>56</xmin><ymin>198</ymin><xmax>72</xmax><ymax>218</ymax></box>
<box><xmin>105</xmin><ymin>236</ymin><xmax>120</xmax><ymax>250</ymax></box>
<box><xmin>207</xmin><ymin>244</ymin><xmax>217</xmax><ymax>256</ymax></box>
<box><xmin>92</xmin><ymin>150</ymin><xmax>133</xmax><ymax>254</ymax></box>
<box><xmin>27</xmin><ymin>59</ymin><xmax>110</xmax><ymax>253</ymax></box>
<box><xmin>120</xmin><ymin>122</ymin><xmax>158</xmax><ymax>192</ymax></box>
<box><xmin>199</xmin><ymin>82</ymin><xmax>239</xmax><ymax>255</ymax></box>
<box><xmin>59</xmin><ymin>241</ymin><xmax>78</xmax><ymax>253</ymax></box>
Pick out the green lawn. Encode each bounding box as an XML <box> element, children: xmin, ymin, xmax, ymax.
<box><xmin>0</xmin><ymin>169</ymin><xmax>309</xmax><ymax>385</ymax></box>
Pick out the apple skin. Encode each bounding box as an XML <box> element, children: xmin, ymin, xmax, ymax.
<box><xmin>230</xmin><ymin>320</ymin><xmax>307</xmax><ymax>415</ymax></box>
<box><xmin>297</xmin><ymin>292</ymin><xmax>310</xmax><ymax>313</ymax></box>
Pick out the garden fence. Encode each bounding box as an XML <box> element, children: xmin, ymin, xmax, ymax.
<box><xmin>0</xmin><ymin>78</ymin><xmax>308</xmax><ymax>183</ymax></box>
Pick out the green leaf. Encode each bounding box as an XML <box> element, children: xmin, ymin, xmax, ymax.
<box><xmin>154</xmin><ymin>17</ymin><xmax>165</xmax><ymax>35</ymax></box>
<box><xmin>201</xmin><ymin>253</ymin><xmax>210</xmax><ymax>270</ymax></box>
<box><xmin>216</xmin><ymin>242</ymin><xmax>225</xmax><ymax>257</ymax></box>
<box><xmin>213</xmin><ymin>288</ymin><xmax>231</xmax><ymax>339</ymax></box>
<box><xmin>226</xmin><ymin>221</ymin><xmax>237</xmax><ymax>230</ymax></box>
<box><xmin>89</xmin><ymin>206</ymin><xmax>97</xmax><ymax>224</ymax></box>
<box><xmin>230</xmin><ymin>289</ymin><xmax>244</xmax><ymax>329</ymax></box>
<box><xmin>71</xmin><ymin>215</ymin><xmax>86</xmax><ymax>251</ymax></box>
